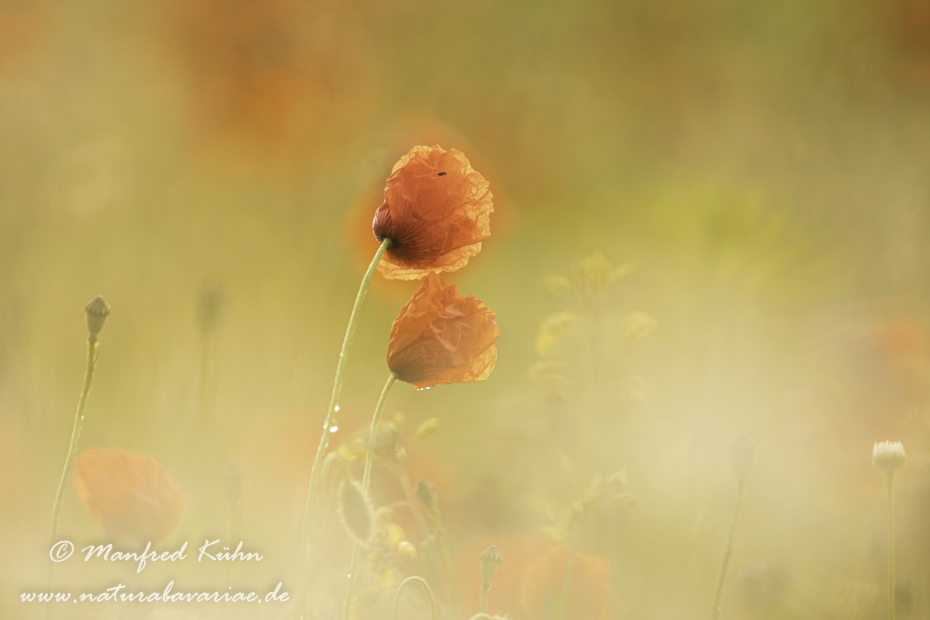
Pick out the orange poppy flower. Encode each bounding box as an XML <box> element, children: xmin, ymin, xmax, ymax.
<box><xmin>74</xmin><ymin>448</ymin><xmax>186</xmax><ymax>546</ymax></box>
<box><xmin>387</xmin><ymin>273</ymin><xmax>500</xmax><ymax>389</ymax></box>
<box><xmin>520</xmin><ymin>546</ymin><xmax>610</xmax><ymax>620</ymax></box>
<box><xmin>373</xmin><ymin>145</ymin><xmax>493</xmax><ymax>280</ymax></box>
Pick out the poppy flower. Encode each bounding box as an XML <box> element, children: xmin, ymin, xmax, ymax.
<box><xmin>520</xmin><ymin>546</ymin><xmax>610</xmax><ymax>620</ymax></box>
<box><xmin>373</xmin><ymin>145</ymin><xmax>493</xmax><ymax>280</ymax></box>
<box><xmin>387</xmin><ymin>273</ymin><xmax>500</xmax><ymax>389</ymax></box>
<box><xmin>73</xmin><ymin>448</ymin><xmax>186</xmax><ymax>546</ymax></box>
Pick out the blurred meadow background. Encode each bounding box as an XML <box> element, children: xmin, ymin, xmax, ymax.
<box><xmin>4</xmin><ymin>0</ymin><xmax>930</xmax><ymax>618</ymax></box>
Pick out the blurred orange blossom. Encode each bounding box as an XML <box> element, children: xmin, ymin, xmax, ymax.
<box><xmin>73</xmin><ymin>448</ymin><xmax>186</xmax><ymax>547</ymax></box>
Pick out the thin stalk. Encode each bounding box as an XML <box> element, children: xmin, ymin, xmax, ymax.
<box><xmin>711</xmin><ymin>483</ymin><xmax>745</xmax><ymax>620</ymax></box>
<box><xmin>480</xmin><ymin>581</ymin><xmax>490</xmax><ymax>614</ymax></box>
<box><xmin>887</xmin><ymin>470</ymin><xmax>896</xmax><ymax>620</ymax></box>
<box><xmin>363</xmin><ymin>373</ymin><xmax>398</xmax><ymax>490</ymax></box>
<box><xmin>392</xmin><ymin>576</ymin><xmax>437</xmax><ymax>620</ymax></box>
<box><xmin>389</xmin><ymin>456</ymin><xmax>453</xmax><ymax>606</ymax></box>
<box><xmin>430</xmin><ymin>508</ymin><xmax>462</xmax><ymax>619</ymax></box>
<box><xmin>582</xmin><ymin>286</ymin><xmax>621</xmax><ymax>620</ymax></box>
<box><xmin>300</xmin><ymin>238</ymin><xmax>391</xmax><ymax>573</ymax></box>
<box><xmin>556</xmin><ymin>514</ymin><xmax>585</xmax><ymax>620</ymax></box>
<box><xmin>48</xmin><ymin>336</ymin><xmax>98</xmax><ymax>597</ymax></box>
<box><xmin>343</xmin><ymin>372</ymin><xmax>397</xmax><ymax>620</ymax></box>
<box><xmin>50</xmin><ymin>337</ymin><xmax>98</xmax><ymax>545</ymax></box>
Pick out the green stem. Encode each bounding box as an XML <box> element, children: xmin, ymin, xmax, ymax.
<box><xmin>887</xmin><ymin>470</ymin><xmax>896</xmax><ymax>620</ymax></box>
<box><xmin>50</xmin><ymin>337</ymin><xmax>98</xmax><ymax>543</ymax></box>
<box><xmin>344</xmin><ymin>372</ymin><xmax>397</xmax><ymax>620</ymax></box>
<box><xmin>48</xmin><ymin>337</ymin><xmax>98</xmax><ymax>588</ymax></box>
<box><xmin>363</xmin><ymin>373</ymin><xmax>398</xmax><ymax>491</ymax></box>
<box><xmin>711</xmin><ymin>483</ymin><xmax>744</xmax><ymax>620</ymax></box>
<box><xmin>394</xmin><ymin>460</ymin><xmax>453</xmax><ymax>606</ymax></box>
<box><xmin>556</xmin><ymin>513</ymin><xmax>585</xmax><ymax>620</ymax></box>
<box><xmin>480</xmin><ymin>581</ymin><xmax>490</xmax><ymax>614</ymax></box>
<box><xmin>430</xmin><ymin>508</ymin><xmax>462</xmax><ymax>619</ymax></box>
<box><xmin>392</xmin><ymin>576</ymin><xmax>437</xmax><ymax>620</ymax></box>
<box><xmin>299</xmin><ymin>238</ymin><xmax>391</xmax><ymax>577</ymax></box>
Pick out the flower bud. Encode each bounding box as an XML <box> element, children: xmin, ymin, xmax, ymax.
<box><xmin>84</xmin><ymin>296</ymin><xmax>111</xmax><ymax>337</ymax></box>
<box><xmin>873</xmin><ymin>441</ymin><xmax>906</xmax><ymax>474</ymax></box>
<box><xmin>731</xmin><ymin>434</ymin><xmax>756</xmax><ymax>485</ymax></box>
<box><xmin>339</xmin><ymin>481</ymin><xmax>374</xmax><ymax>543</ymax></box>
<box><xmin>480</xmin><ymin>544</ymin><xmax>503</xmax><ymax>584</ymax></box>
<box><xmin>397</xmin><ymin>541</ymin><xmax>418</xmax><ymax>562</ymax></box>
<box><xmin>416</xmin><ymin>480</ymin><xmax>437</xmax><ymax>513</ymax></box>
<box><xmin>414</xmin><ymin>418</ymin><xmax>442</xmax><ymax>442</ymax></box>
<box><xmin>196</xmin><ymin>281</ymin><xmax>226</xmax><ymax>333</ymax></box>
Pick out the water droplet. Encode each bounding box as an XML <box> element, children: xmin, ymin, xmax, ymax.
<box><xmin>335</xmin><ymin>405</ymin><xmax>340</xmax><ymax>412</ymax></box>
<box><xmin>330</xmin><ymin>426</ymin><xmax>338</xmax><ymax>433</ymax></box>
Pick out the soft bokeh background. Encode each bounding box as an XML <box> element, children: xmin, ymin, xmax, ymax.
<box><xmin>4</xmin><ymin>0</ymin><xmax>930</xmax><ymax>618</ymax></box>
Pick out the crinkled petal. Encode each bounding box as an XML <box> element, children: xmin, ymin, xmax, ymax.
<box><xmin>373</xmin><ymin>145</ymin><xmax>493</xmax><ymax>280</ymax></box>
<box><xmin>387</xmin><ymin>273</ymin><xmax>500</xmax><ymax>388</ymax></box>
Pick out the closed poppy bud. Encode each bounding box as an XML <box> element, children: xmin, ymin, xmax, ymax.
<box><xmin>373</xmin><ymin>145</ymin><xmax>493</xmax><ymax>280</ymax></box>
<box><xmin>413</xmin><ymin>418</ymin><xmax>442</xmax><ymax>442</ymax></box>
<box><xmin>338</xmin><ymin>480</ymin><xmax>374</xmax><ymax>544</ymax></box>
<box><xmin>84</xmin><ymin>296</ymin><xmax>111</xmax><ymax>337</ymax></box>
<box><xmin>73</xmin><ymin>448</ymin><xmax>185</xmax><ymax>546</ymax></box>
<box><xmin>397</xmin><ymin>541</ymin><xmax>418</xmax><ymax>562</ymax></box>
<box><xmin>196</xmin><ymin>281</ymin><xmax>226</xmax><ymax>333</ymax></box>
<box><xmin>480</xmin><ymin>545</ymin><xmax>503</xmax><ymax>584</ymax></box>
<box><xmin>873</xmin><ymin>441</ymin><xmax>906</xmax><ymax>473</ymax></box>
<box><xmin>416</xmin><ymin>480</ymin><xmax>437</xmax><ymax>513</ymax></box>
<box><xmin>387</xmin><ymin>274</ymin><xmax>500</xmax><ymax>389</ymax></box>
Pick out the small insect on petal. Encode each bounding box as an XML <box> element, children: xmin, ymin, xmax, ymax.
<box><xmin>438</xmin><ymin>171</ymin><xmax>447</xmax><ymax>176</ymax></box>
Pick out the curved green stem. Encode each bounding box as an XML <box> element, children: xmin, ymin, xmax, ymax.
<box><xmin>344</xmin><ymin>372</ymin><xmax>398</xmax><ymax>620</ymax></box>
<box><xmin>299</xmin><ymin>237</ymin><xmax>391</xmax><ymax>577</ymax></box>
<box><xmin>480</xmin><ymin>581</ymin><xmax>490</xmax><ymax>614</ymax></box>
<box><xmin>711</xmin><ymin>482</ymin><xmax>745</xmax><ymax>620</ymax></box>
<box><xmin>48</xmin><ymin>336</ymin><xmax>98</xmax><ymax>590</ymax></box>
<box><xmin>363</xmin><ymin>373</ymin><xmax>398</xmax><ymax>491</ymax></box>
<box><xmin>392</xmin><ymin>576</ymin><xmax>437</xmax><ymax>620</ymax></box>
<box><xmin>50</xmin><ymin>337</ymin><xmax>98</xmax><ymax>543</ymax></box>
<box><xmin>887</xmin><ymin>470</ymin><xmax>897</xmax><ymax>620</ymax></box>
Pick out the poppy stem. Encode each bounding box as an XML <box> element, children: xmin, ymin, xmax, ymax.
<box><xmin>555</xmin><ymin>511</ymin><xmax>585</xmax><ymax>620</ymax></box>
<box><xmin>48</xmin><ymin>336</ymin><xmax>99</xmax><ymax>583</ymax></box>
<box><xmin>886</xmin><ymin>469</ymin><xmax>897</xmax><ymax>620</ymax></box>
<box><xmin>363</xmin><ymin>373</ymin><xmax>398</xmax><ymax>490</ymax></box>
<box><xmin>710</xmin><ymin>481</ymin><xmax>744</xmax><ymax>620</ymax></box>
<box><xmin>299</xmin><ymin>237</ymin><xmax>391</xmax><ymax>583</ymax></box>
<box><xmin>344</xmin><ymin>372</ymin><xmax>397</xmax><ymax>620</ymax></box>
<box><xmin>428</xmin><ymin>504</ymin><xmax>463</xmax><ymax>619</ymax></box>
<box><xmin>392</xmin><ymin>576</ymin><xmax>437</xmax><ymax>620</ymax></box>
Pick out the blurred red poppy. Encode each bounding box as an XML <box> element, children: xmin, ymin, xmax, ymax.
<box><xmin>74</xmin><ymin>448</ymin><xmax>186</xmax><ymax>546</ymax></box>
<box><xmin>520</xmin><ymin>545</ymin><xmax>610</xmax><ymax>620</ymax></box>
